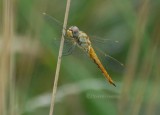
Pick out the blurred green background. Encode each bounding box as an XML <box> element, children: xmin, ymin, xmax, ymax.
<box><xmin>0</xmin><ymin>0</ymin><xmax>160</xmax><ymax>115</ymax></box>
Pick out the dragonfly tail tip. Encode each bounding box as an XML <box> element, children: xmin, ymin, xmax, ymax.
<box><xmin>112</xmin><ymin>83</ymin><xmax>116</xmax><ymax>87</ymax></box>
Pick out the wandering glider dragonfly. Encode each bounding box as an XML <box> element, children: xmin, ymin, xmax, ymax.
<box><xmin>43</xmin><ymin>13</ymin><xmax>124</xmax><ymax>87</ymax></box>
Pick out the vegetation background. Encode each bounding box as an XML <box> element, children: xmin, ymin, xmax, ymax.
<box><xmin>0</xmin><ymin>0</ymin><xmax>160</xmax><ymax>115</ymax></box>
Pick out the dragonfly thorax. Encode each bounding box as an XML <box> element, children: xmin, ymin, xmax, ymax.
<box><xmin>66</xmin><ymin>26</ymin><xmax>91</xmax><ymax>52</ymax></box>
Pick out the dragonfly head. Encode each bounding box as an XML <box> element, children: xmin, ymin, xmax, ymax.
<box><xmin>67</xmin><ymin>26</ymin><xmax>79</xmax><ymax>38</ymax></box>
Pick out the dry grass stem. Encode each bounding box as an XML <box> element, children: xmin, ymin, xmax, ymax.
<box><xmin>118</xmin><ymin>0</ymin><xmax>149</xmax><ymax>114</ymax></box>
<box><xmin>131</xmin><ymin>42</ymin><xmax>157</xmax><ymax>115</ymax></box>
<box><xmin>145</xmin><ymin>19</ymin><xmax>160</xmax><ymax>115</ymax></box>
<box><xmin>49</xmin><ymin>0</ymin><xmax>71</xmax><ymax>115</ymax></box>
<box><xmin>0</xmin><ymin>0</ymin><xmax>14</xmax><ymax>115</ymax></box>
<box><xmin>145</xmin><ymin>53</ymin><xmax>160</xmax><ymax>115</ymax></box>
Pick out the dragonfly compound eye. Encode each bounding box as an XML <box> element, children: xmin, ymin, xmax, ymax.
<box><xmin>71</xmin><ymin>26</ymin><xmax>79</xmax><ymax>38</ymax></box>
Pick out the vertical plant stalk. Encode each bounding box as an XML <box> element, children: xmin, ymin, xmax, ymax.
<box><xmin>145</xmin><ymin>53</ymin><xmax>160</xmax><ymax>115</ymax></box>
<box><xmin>0</xmin><ymin>0</ymin><xmax>14</xmax><ymax>115</ymax></box>
<box><xmin>145</xmin><ymin>20</ymin><xmax>160</xmax><ymax>115</ymax></box>
<box><xmin>9</xmin><ymin>2</ymin><xmax>15</xmax><ymax>115</ymax></box>
<box><xmin>130</xmin><ymin>42</ymin><xmax>157</xmax><ymax>115</ymax></box>
<box><xmin>49</xmin><ymin>0</ymin><xmax>71</xmax><ymax>115</ymax></box>
<box><xmin>119</xmin><ymin>0</ymin><xmax>149</xmax><ymax>114</ymax></box>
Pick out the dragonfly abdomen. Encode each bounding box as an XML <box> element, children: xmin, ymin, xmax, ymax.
<box><xmin>89</xmin><ymin>47</ymin><xmax>116</xmax><ymax>87</ymax></box>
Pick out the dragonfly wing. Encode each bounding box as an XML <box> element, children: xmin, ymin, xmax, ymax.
<box><xmin>62</xmin><ymin>40</ymin><xmax>76</xmax><ymax>56</ymax></box>
<box><xmin>43</xmin><ymin>13</ymin><xmax>66</xmax><ymax>31</ymax></box>
<box><xmin>104</xmin><ymin>54</ymin><xmax>125</xmax><ymax>73</ymax></box>
<box><xmin>92</xmin><ymin>46</ymin><xmax>125</xmax><ymax>73</ymax></box>
<box><xmin>43</xmin><ymin>13</ymin><xmax>75</xmax><ymax>56</ymax></box>
<box><xmin>89</xmin><ymin>35</ymin><xmax>121</xmax><ymax>55</ymax></box>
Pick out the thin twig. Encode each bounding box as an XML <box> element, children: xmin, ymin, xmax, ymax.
<box><xmin>49</xmin><ymin>0</ymin><xmax>71</xmax><ymax>115</ymax></box>
<box><xmin>0</xmin><ymin>0</ymin><xmax>14</xmax><ymax>115</ymax></box>
<box><xmin>8</xmin><ymin>1</ymin><xmax>16</xmax><ymax>115</ymax></box>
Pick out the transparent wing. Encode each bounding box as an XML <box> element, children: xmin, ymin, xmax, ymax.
<box><xmin>62</xmin><ymin>40</ymin><xmax>76</xmax><ymax>56</ymax></box>
<box><xmin>90</xmin><ymin>35</ymin><xmax>119</xmax><ymax>44</ymax></box>
<box><xmin>89</xmin><ymin>35</ymin><xmax>121</xmax><ymax>55</ymax></box>
<box><xmin>43</xmin><ymin>13</ymin><xmax>68</xmax><ymax>39</ymax></box>
<box><xmin>88</xmin><ymin>34</ymin><xmax>125</xmax><ymax>73</ymax></box>
<box><xmin>93</xmin><ymin>45</ymin><xmax>125</xmax><ymax>73</ymax></box>
<box><xmin>43</xmin><ymin>13</ymin><xmax>75</xmax><ymax>56</ymax></box>
<box><xmin>42</xmin><ymin>13</ymin><xmax>87</xmax><ymax>57</ymax></box>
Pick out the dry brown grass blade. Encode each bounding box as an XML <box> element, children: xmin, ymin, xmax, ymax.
<box><xmin>49</xmin><ymin>0</ymin><xmax>71</xmax><ymax>115</ymax></box>
<box><xmin>130</xmin><ymin>41</ymin><xmax>158</xmax><ymax>115</ymax></box>
<box><xmin>0</xmin><ymin>0</ymin><xmax>15</xmax><ymax>115</ymax></box>
<box><xmin>145</xmin><ymin>52</ymin><xmax>160</xmax><ymax>115</ymax></box>
<box><xmin>118</xmin><ymin>0</ymin><xmax>150</xmax><ymax>114</ymax></box>
<box><xmin>145</xmin><ymin>17</ymin><xmax>160</xmax><ymax>115</ymax></box>
<box><xmin>130</xmin><ymin>4</ymin><xmax>160</xmax><ymax>114</ymax></box>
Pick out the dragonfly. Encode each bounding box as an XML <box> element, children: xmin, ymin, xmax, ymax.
<box><xmin>43</xmin><ymin>13</ymin><xmax>124</xmax><ymax>87</ymax></box>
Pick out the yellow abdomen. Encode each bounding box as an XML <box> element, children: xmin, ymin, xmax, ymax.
<box><xmin>89</xmin><ymin>47</ymin><xmax>116</xmax><ymax>87</ymax></box>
